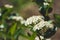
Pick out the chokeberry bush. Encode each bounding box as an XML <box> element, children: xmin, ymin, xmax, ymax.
<box><xmin>0</xmin><ymin>0</ymin><xmax>59</xmax><ymax>40</ymax></box>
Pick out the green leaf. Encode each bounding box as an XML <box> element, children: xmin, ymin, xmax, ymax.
<box><xmin>28</xmin><ymin>32</ymin><xmax>36</xmax><ymax>40</ymax></box>
<box><xmin>54</xmin><ymin>14</ymin><xmax>60</xmax><ymax>27</ymax></box>
<box><xmin>2</xmin><ymin>8</ymin><xmax>13</xmax><ymax>19</ymax></box>
<box><xmin>9</xmin><ymin>22</ymin><xmax>17</xmax><ymax>36</ymax></box>
<box><xmin>14</xmin><ymin>28</ymin><xmax>28</xmax><ymax>39</ymax></box>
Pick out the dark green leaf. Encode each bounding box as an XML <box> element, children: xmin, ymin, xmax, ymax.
<box><xmin>54</xmin><ymin>14</ymin><xmax>60</xmax><ymax>27</ymax></box>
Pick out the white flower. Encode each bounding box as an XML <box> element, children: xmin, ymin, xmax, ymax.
<box><xmin>25</xmin><ymin>16</ymin><xmax>44</xmax><ymax>26</ymax></box>
<box><xmin>35</xmin><ymin>36</ymin><xmax>39</xmax><ymax>40</ymax></box>
<box><xmin>0</xmin><ymin>24</ymin><xmax>4</xmax><ymax>28</ymax></box>
<box><xmin>33</xmin><ymin>20</ymin><xmax>54</xmax><ymax>31</ymax></box>
<box><xmin>43</xmin><ymin>2</ymin><xmax>49</xmax><ymax>6</ymax></box>
<box><xmin>33</xmin><ymin>25</ymin><xmax>40</xmax><ymax>31</ymax></box>
<box><xmin>4</xmin><ymin>4</ymin><xmax>13</xmax><ymax>8</ymax></box>
<box><xmin>9</xmin><ymin>16</ymin><xmax>24</xmax><ymax>21</ymax></box>
<box><xmin>46</xmin><ymin>38</ymin><xmax>51</xmax><ymax>40</ymax></box>
<box><xmin>33</xmin><ymin>20</ymin><xmax>45</xmax><ymax>31</ymax></box>
<box><xmin>45</xmin><ymin>21</ymin><xmax>54</xmax><ymax>28</ymax></box>
<box><xmin>55</xmin><ymin>27</ymin><xmax>57</xmax><ymax>31</ymax></box>
<box><xmin>40</xmin><ymin>36</ymin><xmax>44</xmax><ymax>39</ymax></box>
<box><xmin>8</xmin><ymin>16</ymin><xmax>26</xmax><ymax>24</ymax></box>
<box><xmin>21</xmin><ymin>20</ymin><xmax>26</xmax><ymax>24</ymax></box>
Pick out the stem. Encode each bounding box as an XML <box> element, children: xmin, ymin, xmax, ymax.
<box><xmin>37</xmin><ymin>33</ymin><xmax>41</xmax><ymax>40</ymax></box>
<box><xmin>45</xmin><ymin>7</ymin><xmax>50</xmax><ymax>21</ymax></box>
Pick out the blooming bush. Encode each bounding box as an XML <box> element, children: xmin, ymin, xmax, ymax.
<box><xmin>0</xmin><ymin>0</ymin><xmax>60</xmax><ymax>40</ymax></box>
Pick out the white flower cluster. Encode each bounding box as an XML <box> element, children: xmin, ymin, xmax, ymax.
<box><xmin>9</xmin><ymin>16</ymin><xmax>24</xmax><ymax>21</ymax></box>
<box><xmin>33</xmin><ymin>20</ymin><xmax>54</xmax><ymax>31</ymax></box>
<box><xmin>0</xmin><ymin>24</ymin><xmax>4</xmax><ymax>31</ymax></box>
<box><xmin>8</xmin><ymin>15</ymin><xmax>54</xmax><ymax>31</ymax></box>
<box><xmin>33</xmin><ymin>20</ymin><xmax>45</xmax><ymax>31</ymax></box>
<box><xmin>8</xmin><ymin>16</ymin><xmax>26</xmax><ymax>24</ymax></box>
<box><xmin>8</xmin><ymin>15</ymin><xmax>44</xmax><ymax>26</ymax></box>
<box><xmin>0</xmin><ymin>24</ymin><xmax>4</xmax><ymax>28</ymax></box>
<box><xmin>24</xmin><ymin>15</ymin><xmax>44</xmax><ymax>26</ymax></box>
<box><xmin>4</xmin><ymin>4</ymin><xmax>13</xmax><ymax>8</ymax></box>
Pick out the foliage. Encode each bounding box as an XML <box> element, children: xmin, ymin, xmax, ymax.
<box><xmin>0</xmin><ymin>0</ymin><xmax>58</xmax><ymax>40</ymax></box>
<box><xmin>54</xmin><ymin>14</ymin><xmax>60</xmax><ymax>27</ymax></box>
